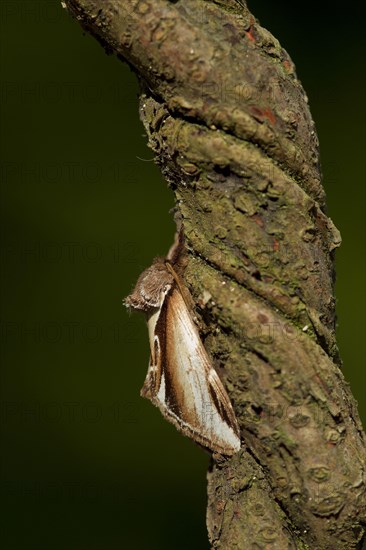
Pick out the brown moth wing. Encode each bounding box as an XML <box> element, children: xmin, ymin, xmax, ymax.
<box><xmin>142</xmin><ymin>286</ymin><xmax>241</xmax><ymax>455</ymax></box>
<box><xmin>140</xmin><ymin>304</ymin><xmax>166</xmax><ymax>400</ymax></box>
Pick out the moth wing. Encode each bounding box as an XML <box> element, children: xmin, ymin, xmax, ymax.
<box><xmin>140</xmin><ymin>296</ymin><xmax>168</xmax><ymax>400</ymax></box>
<box><xmin>143</xmin><ymin>286</ymin><xmax>240</xmax><ymax>455</ymax></box>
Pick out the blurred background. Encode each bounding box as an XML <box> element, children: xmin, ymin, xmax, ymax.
<box><xmin>0</xmin><ymin>1</ymin><xmax>364</xmax><ymax>548</ymax></box>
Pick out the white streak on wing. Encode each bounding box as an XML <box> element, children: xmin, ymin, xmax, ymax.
<box><xmin>146</xmin><ymin>286</ymin><xmax>171</xmax><ymax>357</ymax></box>
<box><xmin>157</xmin><ymin>371</ymin><xmax>166</xmax><ymax>402</ymax></box>
<box><xmin>155</xmin><ymin>288</ymin><xmax>240</xmax><ymax>453</ymax></box>
<box><xmin>147</xmin><ymin>309</ymin><xmax>160</xmax><ymax>358</ymax></box>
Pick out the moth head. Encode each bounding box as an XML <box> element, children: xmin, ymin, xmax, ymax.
<box><xmin>124</xmin><ymin>258</ymin><xmax>175</xmax><ymax>312</ymax></box>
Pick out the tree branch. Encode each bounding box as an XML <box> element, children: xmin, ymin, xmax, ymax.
<box><xmin>63</xmin><ymin>1</ymin><xmax>366</xmax><ymax>547</ymax></box>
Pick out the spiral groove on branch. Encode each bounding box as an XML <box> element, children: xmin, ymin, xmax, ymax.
<box><xmin>64</xmin><ymin>1</ymin><xmax>366</xmax><ymax>547</ymax></box>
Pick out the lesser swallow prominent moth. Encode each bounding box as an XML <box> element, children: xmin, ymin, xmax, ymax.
<box><xmin>125</xmin><ymin>257</ymin><xmax>240</xmax><ymax>456</ymax></box>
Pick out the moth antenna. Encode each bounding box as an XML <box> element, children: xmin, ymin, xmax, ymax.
<box><xmin>166</xmin><ymin>223</ymin><xmax>185</xmax><ymax>265</ymax></box>
<box><xmin>165</xmin><ymin>261</ymin><xmax>196</xmax><ymax>314</ymax></box>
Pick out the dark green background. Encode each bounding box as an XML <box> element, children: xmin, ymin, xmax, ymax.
<box><xmin>1</xmin><ymin>1</ymin><xmax>364</xmax><ymax>548</ymax></box>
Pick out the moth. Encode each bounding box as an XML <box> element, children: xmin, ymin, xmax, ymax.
<box><xmin>125</xmin><ymin>257</ymin><xmax>240</xmax><ymax>456</ymax></box>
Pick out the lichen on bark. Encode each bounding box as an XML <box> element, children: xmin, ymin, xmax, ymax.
<box><xmin>64</xmin><ymin>1</ymin><xmax>366</xmax><ymax>547</ymax></box>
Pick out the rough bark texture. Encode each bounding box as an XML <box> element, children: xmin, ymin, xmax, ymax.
<box><xmin>63</xmin><ymin>1</ymin><xmax>366</xmax><ymax>548</ymax></box>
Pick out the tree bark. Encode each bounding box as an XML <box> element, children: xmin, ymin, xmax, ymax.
<box><xmin>63</xmin><ymin>1</ymin><xmax>366</xmax><ymax>547</ymax></box>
